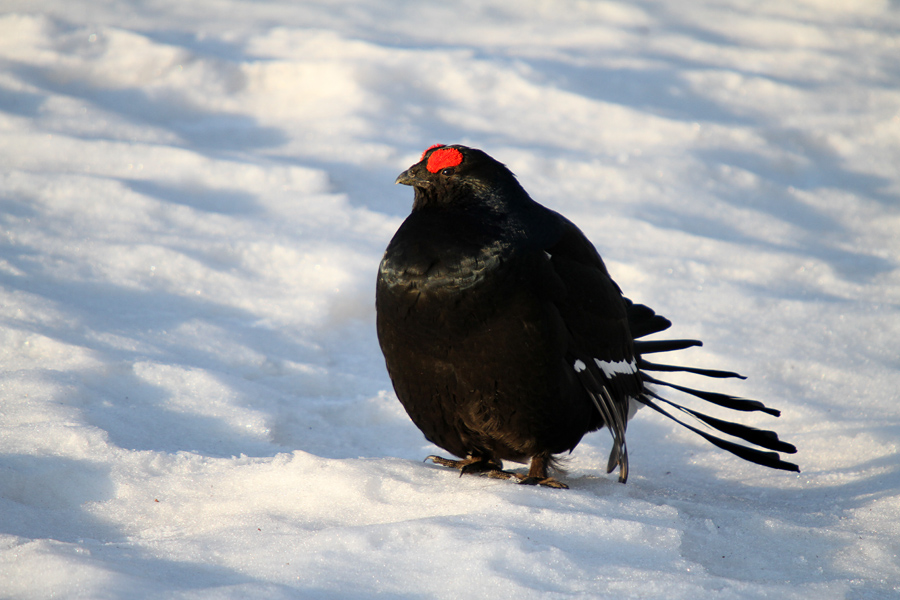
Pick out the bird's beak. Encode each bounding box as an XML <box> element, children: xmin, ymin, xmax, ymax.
<box><xmin>395</xmin><ymin>168</ymin><xmax>427</xmax><ymax>186</ymax></box>
<box><xmin>395</xmin><ymin>169</ymin><xmax>412</xmax><ymax>185</ymax></box>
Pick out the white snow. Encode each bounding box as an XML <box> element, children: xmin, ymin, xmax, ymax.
<box><xmin>2</xmin><ymin>0</ymin><xmax>899</xmax><ymax>598</ymax></box>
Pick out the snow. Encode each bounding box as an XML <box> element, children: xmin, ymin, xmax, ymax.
<box><xmin>2</xmin><ymin>0</ymin><xmax>899</xmax><ymax>597</ymax></box>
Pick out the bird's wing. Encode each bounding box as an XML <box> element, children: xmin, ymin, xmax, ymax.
<box><xmin>540</xmin><ymin>213</ymin><xmax>642</xmax><ymax>482</ymax></box>
<box><xmin>535</xmin><ymin>212</ymin><xmax>798</xmax><ymax>479</ymax></box>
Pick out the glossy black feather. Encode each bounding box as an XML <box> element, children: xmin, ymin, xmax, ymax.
<box><xmin>377</xmin><ymin>145</ymin><xmax>798</xmax><ymax>486</ymax></box>
<box><xmin>638</xmin><ymin>358</ymin><xmax>746</xmax><ymax>379</ymax></box>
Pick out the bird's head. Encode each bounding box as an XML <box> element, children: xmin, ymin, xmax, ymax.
<box><xmin>396</xmin><ymin>144</ymin><xmax>525</xmax><ymax>211</ymax></box>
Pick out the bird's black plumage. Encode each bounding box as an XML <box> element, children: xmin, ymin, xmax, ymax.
<box><xmin>376</xmin><ymin>144</ymin><xmax>798</xmax><ymax>487</ymax></box>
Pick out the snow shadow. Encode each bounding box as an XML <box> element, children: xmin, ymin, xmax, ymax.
<box><xmin>12</xmin><ymin>61</ymin><xmax>287</xmax><ymax>152</ymax></box>
<box><xmin>124</xmin><ymin>179</ymin><xmax>263</xmax><ymax>216</ymax></box>
<box><xmin>0</xmin><ymin>455</ymin><xmax>117</xmax><ymax>543</ymax></box>
<box><xmin>674</xmin><ymin>458</ymin><xmax>900</xmax><ymax>598</ymax></box>
<box><xmin>575</xmin><ymin>417</ymin><xmax>900</xmax><ymax>596</ymax></box>
<box><xmin>519</xmin><ymin>50</ymin><xmax>897</xmax><ymax>286</ymax></box>
<box><xmin>0</xmin><ymin>85</ymin><xmax>46</xmax><ymax>119</ymax></box>
<box><xmin>639</xmin><ymin>202</ymin><xmax>896</xmax><ymax>288</ymax></box>
<box><xmin>0</xmin><ymin>258</ymin><xmax>327</xmax><ymax>458</ymax></box>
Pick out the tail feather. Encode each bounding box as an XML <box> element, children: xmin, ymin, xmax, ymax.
<box><xmin>635</xmin><ymin>339</ymin><xmax>702</xmax><ymax>354</ymax></box>
<box><xmin>638</xmin><ymin>358</ymin><xmax>746</xmax><ymax>380</ymax></box>
<box><xmin>625</xmin><ymin>301</ymin><xmax>672</xmax><ymax>339</ymax></box>
<box><xmin>625</xmin><ymin>298</ymin><xmax>798</xmax><ymax>474</ymax></box>
<box><xmin>649</xmin><ymin>393</ymin><xmax>797</xmax><ymax>454</ymax></box>
<box><xmin>643</xmin><ymin>374</ymin><xmax>781</xmax><ymax>416</ymax></box>
<box><xmin>638</xmin><ymin>392</ymin><xmax>800</xmax><ymax>473</ymax></box>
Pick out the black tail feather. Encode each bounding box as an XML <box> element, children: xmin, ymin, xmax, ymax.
<box><xmin>635</xmin><ymin>339</ymin><xmax>703</xmax><ymax>354</ymax></box>
<box><xmin>626</xmin><ymin>301</ymin><xmax>672</xmax><ymax>339</ymax></box>
<box><xmin>638</xmin><ymin>358</ymin><xmax>746</xmax><ymax>380</ymax></box>
<box><xmin>643</xmin><ymin>374</ymin><xmax>781</xmax><ymax>417</ymax></box>
<box><xmin>638</xmin><ymin>393</ymin><xmax>800</xmax><ymax>473</ymax></box>
<box><xmin>625</xmin><ymin>298</ymin><xmax>797</xmax><ymax>474</ymax></box>
<box><xmin>650</xmin><ymin>394</ymin><xmax>797</xmax><ymax>454</ymax></box>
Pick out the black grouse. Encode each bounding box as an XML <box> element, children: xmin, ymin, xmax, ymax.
<box><xmin>376</xmin><ymin>144</ymin><xmax>798</xmax><ymax>488</ymax></box>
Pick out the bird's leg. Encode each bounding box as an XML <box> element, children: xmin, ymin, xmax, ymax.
<box><xmin>517</xmin><ymin>455</ymin><xmax>569</xmax><ymax>489</ymax></box>
<box><xmin>425</xmin><ymin>454</ymin><xmax>518</xmax><ymax>481</ymax></box>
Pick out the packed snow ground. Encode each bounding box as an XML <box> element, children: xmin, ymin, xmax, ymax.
<box><xmin>2</xmin><ymin>1</ymin><xmax>899</xmax><ymax>598</ymax></box>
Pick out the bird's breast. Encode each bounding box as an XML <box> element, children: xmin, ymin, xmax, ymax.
<box><xmin>378</xmin><ymin>240</ymin><xmax>509</xmax><ymax>294</ymax></box>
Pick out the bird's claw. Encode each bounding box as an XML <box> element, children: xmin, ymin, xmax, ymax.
<box><xmin>516</xmin><ymin>475</ymin><xmax>569</xmax><ymax>489</ymax></box>
<box><xmin>424</xmin><ymin>455</ymin><xmax>567</xmax><ymax>488</ymax></box>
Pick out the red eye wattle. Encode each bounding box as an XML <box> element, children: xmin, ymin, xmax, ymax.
<box><xmin>426</xmin><ymin>147</ymin><xmax>463</xmax><ymax>173</ymax></box>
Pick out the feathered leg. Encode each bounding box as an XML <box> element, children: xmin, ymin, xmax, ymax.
<box><xmin>519</xmin><ymin>454</ymin><xmax>569</xmax><ymax>489</ymax></box>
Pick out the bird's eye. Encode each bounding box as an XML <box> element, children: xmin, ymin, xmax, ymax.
<box><xmin>440</xmin><ymin>168</ymin><xmax>455</xmax><ymax>177</ymax></box>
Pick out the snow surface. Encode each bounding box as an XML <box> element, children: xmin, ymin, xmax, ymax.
<box><xmin>2</xmin><ymin>0</ymin><xmax>899</xmax><ymax>598</ymax></box>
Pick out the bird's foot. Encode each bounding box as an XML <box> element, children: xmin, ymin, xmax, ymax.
<box><xmin>516</xmin><ymin>476</ymin><xmax>569</xmax><ymax>489</ymax></box>
<box><xmin>424</xmin><ymin>455</ymin><xmax>567</xmax><ymax>488</ymax></box>
<box><xmin>425</xmin><ymin>454</ymin><xmax>506</xmax><ymax>477</ymax></box>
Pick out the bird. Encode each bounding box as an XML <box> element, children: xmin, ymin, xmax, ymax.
<box><xmin>376</xmin><ymin>144</ymin><xmax>798</xmax><ymax>488</ymax></box>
